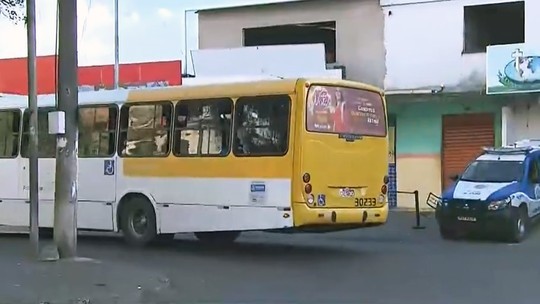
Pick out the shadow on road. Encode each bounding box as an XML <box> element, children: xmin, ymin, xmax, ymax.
<box><xmin>0</xmin><ymin>232</ymin><xmax>360</xmax><ymax>262</ymax></box>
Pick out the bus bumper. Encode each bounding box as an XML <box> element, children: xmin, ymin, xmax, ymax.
<box><xmin>292</xmin><ymin>202</ymin><xmax>389</xmax><ymax>230</ymax></box>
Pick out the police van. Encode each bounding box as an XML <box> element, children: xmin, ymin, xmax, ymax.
<box><xmin>436</xmin><ymin>139</ymin><xmax>540</xmax><ymax>243</ymax></box>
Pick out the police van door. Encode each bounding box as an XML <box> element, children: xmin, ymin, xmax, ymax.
<box><xmin>528</xmin><ymin>156</ymin><xmax>540</xmax><ymax>217</ymax></box>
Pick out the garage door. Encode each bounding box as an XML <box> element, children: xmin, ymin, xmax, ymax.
<box><xmin>442</xmin><ymin>113</ymin><xmax>495</xmax><ymax>190</ymax></box>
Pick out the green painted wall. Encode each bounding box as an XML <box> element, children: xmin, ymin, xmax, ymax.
<box><xmin>388</xmin><ymin>97</ymin><xmax>504</xmax><ymax>155</ymax></box>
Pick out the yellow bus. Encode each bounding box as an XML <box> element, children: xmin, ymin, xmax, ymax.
<box><xmin>0</xmin><ymin>78</ymin><xmax>389</xmax><ymax>246</ymax></box>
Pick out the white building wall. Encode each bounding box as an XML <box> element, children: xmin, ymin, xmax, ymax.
<box><xmin>197</xmin><ymin>0</ymin><xmax>385</xmax><ymax>87</ymax></box>
<box><xmin>382</xmin><ymin>0</ymin><xmax>538</xmax><ymax>92</ymax></box>
<box><xmin>504</xmin><ymin>99</ymin><xmax>540</xmax><ymax>144</ymax></box>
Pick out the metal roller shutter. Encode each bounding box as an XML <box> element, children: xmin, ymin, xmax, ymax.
<box><xmin>442</xmin><ymin>113</ymin><xmax>495</xmax><ymax>190</ymax></box>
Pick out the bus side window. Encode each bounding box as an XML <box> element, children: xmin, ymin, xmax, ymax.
<box><xmin>233</xmin><ymin>95</ymin><xmax>291</xmax><ymax>157</ymax></box>
<box><xmin>78</xmin><ymin>105</ymin><xmax>118</xmax><ymax>157</ymax></box>
<box><xmin>173</xmin><ymin>98</ymin><xmax>233</xmax><ymax>157</ymax></box>
<box><xmin>0</xmin><ymin>110</ymin><xmax>21</xmax><ymax>158</ymax></box>
<box><xmin>21</xmin><ymin>108</ymin><xmax>56</xmax><ymax>158</ymax></box>
<box><xmin>118</xmin><ymin>102</ymin><xmax>173</xmax><ymax>157</ymax></box>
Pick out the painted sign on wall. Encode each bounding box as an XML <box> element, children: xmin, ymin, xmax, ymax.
<box><xmin>487</xmin><ymin>43</ymin><xmax>540</xmax><ymax>95</ymax></box>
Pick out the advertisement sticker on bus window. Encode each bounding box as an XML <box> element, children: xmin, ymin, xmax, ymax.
<box><xmin>249</xmin><ymin>181</ymin><xmax>267</xmax><ymax>204</ymax></box>
<box><xmin>306</xmin><ymin>85</ymin><xmax>386</xmax><ymax>137</ymax></box>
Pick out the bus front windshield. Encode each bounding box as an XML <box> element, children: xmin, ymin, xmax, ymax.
<box><xmin>305</xmin><ymin>85</ymin><xmax>386</xmax><ymax>136</ymax></box>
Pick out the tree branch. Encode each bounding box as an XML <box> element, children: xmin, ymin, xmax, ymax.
<box><xmin>0</xmin><ymin>0</ymin><xmax>25</xmax><ymax>23</ymax></box>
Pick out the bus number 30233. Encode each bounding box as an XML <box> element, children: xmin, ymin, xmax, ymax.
<box><xmin>355</xmin><ymin>197</ymin><xmax>377</xmax><ymax>207</ymax></box>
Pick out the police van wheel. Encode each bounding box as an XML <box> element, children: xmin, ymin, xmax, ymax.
<box><xmin>120</xmin><ymin>197</ymin><xmax>158</xmax><ymax>247</ymax></box>
<box><xmin>507</xmin><ymin>207</ymin><xmax>528</xmax><ymax>243</ymax></box>
<box><xmin>439</xmin><ymin>225</ymin><xmax>458</xmax><ymax>240</ymax></box>
<box><xmin>194</xmin><ymin>231</ymin><xmax>241</xmax><ymax>244</ymax></box>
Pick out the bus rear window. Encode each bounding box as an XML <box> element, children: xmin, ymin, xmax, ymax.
<box><xmin>306</xmin><ymin>85</ymin><xmax>386</xmax><ymax>137</ymax></box>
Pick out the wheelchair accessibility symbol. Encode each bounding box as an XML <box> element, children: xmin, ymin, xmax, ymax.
<box><xmin>104</xmin><ymin>160</ymin><xmax>115</xmax><ymax>176</ymax></box>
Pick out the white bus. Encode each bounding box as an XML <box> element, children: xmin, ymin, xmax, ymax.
<box><xmin>0</xmin><ymin>79</ymin><xmax>390</xmax><ymax>246</ymax></box>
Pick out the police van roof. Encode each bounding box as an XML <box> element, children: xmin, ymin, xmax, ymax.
<box><xmin>478</xmin><ymin>140</ymin><xmax>540</xmax><ymax>161</ymax></box>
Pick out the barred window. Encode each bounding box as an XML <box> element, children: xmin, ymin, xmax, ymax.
<box><xmin>79</xmin><ymin>105</ymin><xmax>118</xmax><ymax>157</ymax></box>
<box><xmin>0</xmin><ymin>110</ymin><xmax>21</xmax><ymax>158</ymax></box>
<box><xmin>118</xmin><ymin>102</ymin><xmax>173</xmax><ymax>157</ymax></box>
<box><xmin>21</xmin><ymin>108</ymin><xmax>56</xmax><ymax>158</ymax></box>
<box><xmin>173</xmin><ymin>98</ymin><xmax>233</xmax><ymax>157</ymax></box>
<box><xmin>233</xmin><ymin>95</ymin><xmax>290</xmax><ymax>156</ymax></box>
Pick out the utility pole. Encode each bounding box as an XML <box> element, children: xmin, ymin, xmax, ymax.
<box><xmin>26</xmin><ymin>0</ymin><xmax>39</xmax><ymax>259</ymax></box>
<box><xmin>113</xmin><ymin>0</ymin><xmax>119</xmax><ymax>89</ymax></box>
<box><xmin>54</xmin><ymin>0</ymin><xmax>79</xmax><ymax>258</ymax></box>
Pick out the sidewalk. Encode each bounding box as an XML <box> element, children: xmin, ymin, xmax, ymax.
<box><xmin>0</xmin><ymin>236</ymin><xmax>178</xmax><ymax>304</ymax></box>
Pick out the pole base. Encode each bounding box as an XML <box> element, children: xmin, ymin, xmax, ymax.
<box><xmin>412</xmin><ymin>226</ymin><xmax>426</xmax><ymax>230</ymax></box>
<box><xmin>39</xmin><ymin>244</ymin><xmax>59</xmax><ymax>262</ymax></box>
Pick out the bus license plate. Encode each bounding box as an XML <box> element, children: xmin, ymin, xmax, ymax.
<box><xmin>355</xmin><ymin>198</ymin><xmax>376</xmax><ymax>207</ymax></box>
<box><xmin>457</xmin><ymin>216</ymin><xmax>476</xmax><ymax>222</ymax></box>
<box><xmin>339</xmin><ymin>188</ymin><xmax>355</xmax><ymax>198</ymax></box>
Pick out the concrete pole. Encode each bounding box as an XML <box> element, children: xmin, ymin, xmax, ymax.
<box><xmin>26</xmin><ymin>0</ymin><xmax>39</xmax><ymax>259</ymax></box>
<box><xmin>54</xmin><ymin>0</ymin><xmax>79</xmax><ymax>258</ymax></box>
<box><xmin>113</xmin><ymin>0</ymin><xmax>119</xmax><ymax>89</ymax></box>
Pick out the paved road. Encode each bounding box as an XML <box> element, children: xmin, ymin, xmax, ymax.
<box><xmin>1</xmin><ymin>211</ymin><xmax>539</xmax><ymax>304</ymax></box>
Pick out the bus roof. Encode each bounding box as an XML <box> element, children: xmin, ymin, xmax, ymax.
<box><xmin>0</xmin><ymin>78</ymin><xmax>383</xmax><ymax>110</ymax></box>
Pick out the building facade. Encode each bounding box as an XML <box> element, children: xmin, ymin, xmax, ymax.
<box><xmin>382</xmin><ymin>0</ymin><xmax>536</xmax><ymax>208</ymax></box>
<box><xmin>195</xmin><ymin>0</ymin><xmax>539</xmax><ymax>208</ymax></box>
<box><xmin>197</xmin><ymin>0</ymin><xmax>386</xmax><ymax>88</ymax></box>
<box><xmin>0</xmin><ymin>56</ymin><xmax>182</xmax><ymax>95</ymax></box>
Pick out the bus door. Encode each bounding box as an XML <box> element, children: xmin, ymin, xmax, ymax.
<box><xmin>300</xmin><ymin>85</ymin><xmax>388</xmax><ymax>208</ymax></box>
<box><xmin>76</xmin><ymin>105</ymin><xmax>117</xmax><ymax>231</ymax></box>
<box><xmin>0</xmin><ymin>109</ymin><xmax>27</xmax><ymax>227</ymax></box>
<box><xmin>20</xmin><ymin>108</ymin><xmax>57</xmax><ymax>228</ymax></box>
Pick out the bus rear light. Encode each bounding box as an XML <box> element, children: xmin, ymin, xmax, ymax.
<box><xmin>381</xmin><ymin>184</ymin><xmax>387</xmax><ymax>195</ymax></box>
<box><xmin>306</xmin><ymin>194</ymin><xmax>314</xmax><ymax>205</ymax></box>
<box><xmin>304</xmin><ymin>183</ymin><xmax>312</xmax><ymax>194</ymax></box>
<box><xmin>302</xmin><ymin>173</ymin><xmax>311</xmax><ymax>183</ymax></box>
<box><xmin>383</xmin><ymin>175</ymin><xmax>389</xmax><ymax>184</ymax></box>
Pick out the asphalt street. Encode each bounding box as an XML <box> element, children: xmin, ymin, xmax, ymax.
<box><xmin>1</xmin><ymin>211</ymin><xmax>539</xmax><ymax>304</ymax></box>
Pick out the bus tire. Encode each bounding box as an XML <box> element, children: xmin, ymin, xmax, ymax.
<box><xmin>120</xmin><ymin>196</ymin><xmax>157</xmax><ymax>247</ymax></box>
<box><xmin>194</xmin><ymin>231</ymin><xmax>241</xmax><ymax>245</ymax></box>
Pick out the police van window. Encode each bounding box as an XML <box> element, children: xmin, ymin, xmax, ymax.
<box><xmin>0</xmin><ymin>110</ymin><xmax>21</xmax><ymax>158</ymax></box>
<box><xmin>173</xmin><ymin>98</ymin><xmax>233</xmax><ymax>157</ymax></box>
<box><xmin>118</xmin><ymin>102</ymin><xmax>172</xmax><ymax>157</ymax></box>
<box><xmin>21</xmin><ymin>108</ymin><xmax>56</xmax><ymax>158</ymax></box>
<box><xmin>233</xmin><ymin>95</ymin><xmax>290</xmax><ymax>156</ymax></box>
<box><xmin>461</xmin><ymin>160</ymin><xmax>524</xmax><ymax>183</ymax></box>
<box><xmin>79</xmin><ymin>105</ymin><xmax>118</xmax><ymax>157</ymax></box>
<box><xmin>528</xmin><ymin>158</ymin><xmax>540</xmax><ymax>182</ymax></box>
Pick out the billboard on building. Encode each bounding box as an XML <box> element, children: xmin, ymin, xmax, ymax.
<box><xmin>0</xmin><ymin>56</ymin><xmax>182</xmax><ymax>95</ymax></box>
<box><xmin>486</xmin><ymin>43</ymin><xmax>540</xmax><ymax>95</ymax></box>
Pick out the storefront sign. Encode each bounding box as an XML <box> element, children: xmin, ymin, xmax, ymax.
<box><xmin>486</xmin><ymin>43</ymin><xmax>540</xmax><ymax>95</ymax></box>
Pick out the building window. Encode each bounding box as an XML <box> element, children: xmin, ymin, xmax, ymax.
<box><xmin>233</xmin><ymin>95</ymin><xmax>290</xmax><ymax>157</ymax></box>
<box><xmin>243</xmin><ymin>21</ymin><xmax>336</xmax><ymax>64</ymax></box>
<box><xmin>21</xmin><ymin>108</ymin><xmax>57</xmax><ymax>158</ymax></box>
<box><xmin>0</xmin><ymin>110</ymin><xmax>20</xmax><ymax>158</ymax></box>
<box><xmin>79</xmin><ymin>105</ymin><xmax>118</xmax><ymax>157</ymax></box>
<box><xmin>118</xmin><ymin>102</ymin><xmax>172</xmax><ymax>157</ymax></box>
<box><xmin>463</xmin><ymin>1</ymin><xmax>524</xmax><ymax>54</ymax></box>
<box><xmin>173</xmin><ymin>98</ymin><xmax>233</xmax><ymax>157</ymax></box>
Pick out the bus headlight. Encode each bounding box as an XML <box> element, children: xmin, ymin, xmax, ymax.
<box><xmin>488</xmin><ymin>197</ymin><xmax>511</xmax><ymax>211</ymax></box>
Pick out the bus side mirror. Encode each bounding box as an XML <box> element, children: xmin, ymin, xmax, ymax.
<box><xmin>450</xmin><ymin>174</ymin><xmax>460</xmax><ymax>182</ymax></box>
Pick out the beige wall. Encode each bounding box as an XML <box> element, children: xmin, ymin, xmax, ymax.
<box><xmin>198</xmin><ymin>0</ymin><xmax>385</xmax><ymax>88</ymax></box>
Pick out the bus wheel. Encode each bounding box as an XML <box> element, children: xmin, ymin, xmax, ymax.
<box><xmin>120</xmin><ymin>196</ymin><xmax>157</xmax><ymax>247</ymax></box>
<box><xmin>194</xmin><ymin>231</ymin><xmax>241</xmax><ymax>244</ymax></box>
